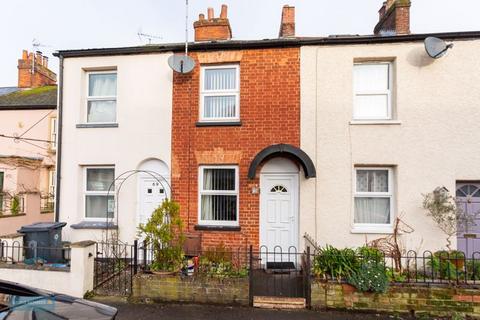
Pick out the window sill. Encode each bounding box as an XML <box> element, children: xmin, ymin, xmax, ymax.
<box><xmin>349</xmin><ymin>120</ymin><xmax>402</xmax><ymax>126</ymax></box>
<box><xmin>0</xmin><ymin>213</ymin><xmax>26</xmax><ymax>219</ymax></box>
<box><xmin>194</xmin><ymin>225</ymin><xmax>241</xmax><ymax>232</ymax></box>
<box><xmin>70</xmin><ymin>221</ymin><xmax>118</xmax><ymax>230</ymax></box>
<box><xmin>76</xmin><ymin>123</ymin><xmax>119</xmax><ymax>129</ymax></box>
<box><xmin>351</xmin><ymin>226</ymin><xmax>393</xmax><ymax>234</ymax></box>
<box><xmin>196</xmin><ymin>121</ymin><xmax>242</xmax><ymax>127</ymax></box>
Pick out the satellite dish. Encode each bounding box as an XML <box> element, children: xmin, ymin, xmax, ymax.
<box><xmin>168</xmin><ymin>55</ymin><xmax>195</xmax><ymax>74</ymax></box>
<box><xmin>424</xmin><ymin>37</ymin><xmax>454</xmax><ymax>59</ymax></box>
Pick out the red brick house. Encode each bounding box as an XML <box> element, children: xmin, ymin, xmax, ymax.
<box><xmin>172</xmin><ymin>5</ymin><xmax>316</xmax><ymax>251</ymax></box>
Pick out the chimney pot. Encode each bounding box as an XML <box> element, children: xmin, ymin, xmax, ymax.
<box><xmin>374</xmin><ymin>0</ymin><xmax>411</xmax><ymax>35</ymax></box>
<box><xmin>17</xmin><ymin>49</ymin><xmax>56</xmax><ymax>88</ymax></box>
<box><xmin>194</xmin><ymin>5</ymin><xmax>232</xmax><ymax>42</ymax></box>
<box><xmin>199</xmin><ymin>13</ymin><xmax>205</xmax><ymax>20</ymax></box>
<box><xmin>220</xmin><ymin>4</ymin><xmax>228</xmax><ymax>19</ymax></box>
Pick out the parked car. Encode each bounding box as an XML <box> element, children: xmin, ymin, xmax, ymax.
<box><xmin>0</xmin><ymin>280</ymin><xmax>117</xmax><ymax>319</ymax></box>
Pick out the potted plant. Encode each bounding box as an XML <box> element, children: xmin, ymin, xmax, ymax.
<box><xmin>138</xmin><ymin>199</ymin><xmax>185</xmax><ymax>275</ymax></box>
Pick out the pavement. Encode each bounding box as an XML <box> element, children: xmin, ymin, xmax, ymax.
<box><xmin>105</xmin><ymin>302</ymin><xmax>415</xmax><ymax>320</ymax></box>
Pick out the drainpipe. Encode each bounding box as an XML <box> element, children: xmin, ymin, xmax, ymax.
<box><xmin>54</xmin><ymin>55</ymin><xmax>64</xmax><ymax>222</ymax></box>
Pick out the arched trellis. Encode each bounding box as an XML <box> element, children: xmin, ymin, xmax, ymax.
<box><xmin>103</xmin><ymin>170</ymin><xmax>171</xmax><ymax>245</ymax></box>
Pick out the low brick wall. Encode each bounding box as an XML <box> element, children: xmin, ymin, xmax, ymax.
<box><xmin>132</xmin><ymin>274</ymin><xmax>249</xmax><ymax>306</ymax></box>
<box><xmin>312</xmin><ymin>281</ymin><xmax>480</xmax><ymax>317</ymax></box>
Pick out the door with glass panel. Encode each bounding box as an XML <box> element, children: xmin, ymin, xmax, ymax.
<box><xmin>139</xmin><ymin>179</ymin><xmax>167</xmax><ymax>226</ymax></box>
<box><xmin>456</xmin><ymin>183</ymin><xmax>480</xmax><ymax>257</ymax></box>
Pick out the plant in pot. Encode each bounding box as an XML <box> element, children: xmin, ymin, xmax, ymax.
<box><xmin>138</xmin><ymin>199</ymin><xmax>185</xmax><ymax>275</ymax></box>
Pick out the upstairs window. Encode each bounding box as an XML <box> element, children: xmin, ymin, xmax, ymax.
<box><xmin>200</xmin><ymin>65</ymin><xmax>239</xmax><ymax>122</ymax></box>
<box><xmin>87</xmin><ymin>72</ymin><xmax>117</xmax><ymax>123</ymax></box>
<box><xmin>353</xmin><ymin>63</ymin><xmax>392</xmax><ymax>120</ymax></box>
<box><xmin>199</xmin><ymin>166</ymin><xmax>239</xmax><ymax>226</ymax></box>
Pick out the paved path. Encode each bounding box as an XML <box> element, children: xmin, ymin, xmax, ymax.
<box><xmin>107</xmin><ymin>302</ymin><xmax>413</xmax><ymax>320</ymax></box>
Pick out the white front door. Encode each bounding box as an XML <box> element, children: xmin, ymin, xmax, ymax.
<box><xmin>260</xmin><ymin>174</ymin><xmax>299</xmax><ymax>252</ymax></box>
<box><xmin>138</xmin><ymin>178</ymin><xmax>167</xmax><ymax>226</ymax></box>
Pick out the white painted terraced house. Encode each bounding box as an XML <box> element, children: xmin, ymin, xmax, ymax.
<box><xmin>55</xmin><ymin>51</ymin><xmax>174</xmax><ymax>243</ymax></box>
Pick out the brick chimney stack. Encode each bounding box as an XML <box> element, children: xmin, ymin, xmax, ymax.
<box><xmin>374</xmin><ymin>0</ymin><xmax>411</xmax><ymax>36</ymax></box>
<box><xmin>194</xmin><ymin>4</ymin><xmax>232</xmax><ymax>42</ymax></box>
<box><xmin>17</xmin><ymin>50</ymin><xmax>57</xmax><ymax>88</ymax></box>
<box><xmin>279</xmin><ymin>5</ymin><xmax>295</xmax><ymax>38</ymax></box>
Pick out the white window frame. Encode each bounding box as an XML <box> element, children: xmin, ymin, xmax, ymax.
<box><xmin>352</xmin><ymin>167</ymin><xmax>394</xmax><ymax>233</ymax></box>
<box><xmin>0</xmin><ymin>171</ymin><xmax>4</xmax><ymax>213</ymax></box>
<box><xmin>199</xmin><ymin>64</ymin><xmax>240</xmax><ymax>122</ymax></box>
<box><xmin>48</xmin><ymin>169</ymin><xmax>56</xmax><ymax>196</ymax></box>
<box><xmin>50</xmin><ymin>117</ymin><xmax>57</xmax><ymax>151</ymax></box>
<box><xmin>86</xmin><ymin>71</ymin><xmax>117</xmax><ymax>124</ymax></box>
<box><xmin>353</xmin><ymin>62</ymin><xmax>393</xmax><ymax>121</ymax></box>
<box><xmin>84</xmin><ymin>166</ymin><xmax>115</xmax><ymax>220</ymax></box>
<box><xmin>198</xmin><ymin>165</ymin><xmax>239</xmax><ymax>227</ymax></box>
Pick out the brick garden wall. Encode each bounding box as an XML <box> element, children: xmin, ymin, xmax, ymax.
<box><xmin>312</xmin><ymin>281</ymin><xmax>480</xmax><ymax>317</ymax></box>
<box><xmin>171</xmin><ymin>47</ymin><xmax>300</xmax><ymax>250</ymax></box>
<box><xmin>132</xmin><ymin>274</ymin><xmax>249</xmax><ymax>306</ymax></box>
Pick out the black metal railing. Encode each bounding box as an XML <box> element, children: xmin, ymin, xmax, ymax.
<box><xmin>0</xmin><ymin>241</ymin><xmax>70</xmax><ymax>267</ymax></box>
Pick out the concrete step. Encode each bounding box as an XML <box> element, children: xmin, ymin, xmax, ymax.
<box><xmin>253</xmin><ymin>296</ymin><xmax>306</xmax><ymax>309</ymax></box>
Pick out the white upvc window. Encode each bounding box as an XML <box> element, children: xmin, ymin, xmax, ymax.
<box><xmin>353</xmin><ymin>167</ymin><xmax>394</xmax><ymax>233</ymax></box>
<box><xmin>353</xmin><ymin>62</ymin><xmax>392</xmax><ymax>120</ymax></box>
<box><xmin>50</xmin><ymin>117</ymin><xmax>57</xmax><ymax>150</ymax></box>
<box><xmin>198</xmin><ymin>165</ymin><xmax>239</xmax><ymax>226</ymax></box>
<box><xmin>86</xmin><ymin>71</ymin><xmax>117</xmax><ymax>123</ymax></box>
<box><xmin>200</xmin><ymin>65</ymin><xmax>240</xmax><ymax>122</ymax></box>
<box><xmin>84</xmin><ymin>167</ymin><xmax>115</xmax><ymax>219</ymax></box>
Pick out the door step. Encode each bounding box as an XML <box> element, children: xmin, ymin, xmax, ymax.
<box><xmin>253</xmin><ymin>296</ymin><xmax>306</xmax><ymax>309</ymax></box>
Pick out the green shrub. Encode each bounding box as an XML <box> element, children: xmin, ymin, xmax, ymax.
<box><xmin>138</xmin><ymin>199</ymin><xmax>185</xmax><ymax>272</ymax></box>
<box><xmin>347</xmin><ymin>260</ymin><xmax>389</xmax><ymax>293</ymax></box>
<box><xmin>199</xmin><ymin>243</ymin><xmax>248</xmax><ymax>278</ymax></box>
<box><xmin>313</xmin><ymin>245</ymin><xmax>358</xmax><ymax>280</ymax></box>
<box><xmin>10</xmin><ymin>196</ymin><xmax>20</xmax><ymax>215</ymax></box>
<box><xmin>466</xmin><ymin>260</ymin><xmax>480</xmax><ymax>281</ymax></box>
<box><xmin>356</xmin><ymin>246</ymin><xmax>384</xmax><ymax>264</ymax></box>
<box><xmin>428</xmin><ymin>251</ymin><xmax>462</xmax><ymax>280</ymax></box>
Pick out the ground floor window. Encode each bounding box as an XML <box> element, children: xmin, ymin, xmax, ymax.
<box><xmin>198</xmin><ymin>165</ymin><xmax>239</xmax><ymax>226</ymax></box>
<box><xmin>84</xmin><ymin>167</ymin><xmax>115</xmax><ymax>219</ymax></box>
<box><xmin>353</xmin><ymin>167</ymin><xmax>394</xmax><ymax>231</ymax></box>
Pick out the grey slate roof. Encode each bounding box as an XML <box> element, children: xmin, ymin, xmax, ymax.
<box><xmin>0</xmin><ymin>86</ymin><xmax>57</xmax><ymax>110</ymax></box>
<box><xmin>0</xmin><ymin>87</ymin><xmax>19</xmax><ymax>96</ymax></box>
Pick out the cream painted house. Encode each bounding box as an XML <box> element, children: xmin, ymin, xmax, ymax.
<box><xmin>300</xmin><ymin>35</ymin><xmax>480</xmax><ymax>252</ymax></box>
<box><xmin>56</xmin><ymin>52</ymin><xmax>174</xmax><ymax>244</ymax></box>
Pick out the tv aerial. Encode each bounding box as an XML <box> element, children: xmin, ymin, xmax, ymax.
<box><xmin>424</xmin><ymin>37</ymin><xmax>454</xmax><ymax>59</ymax></box>
<box><xmin>137</xmin><ymin>29</ymin><xmax>163</xmax><ymax>45</ymax></box>
<box><xmin>31</xmin><ymin>38</ymin><xmax>53</xmax><ymax>74</ymax></box>
<box><xmin>168</xmin><ymin>0</ymin><xmax>196</xmax><ymax>74</ymax></box>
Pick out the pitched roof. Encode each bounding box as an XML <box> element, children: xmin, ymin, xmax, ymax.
<box><xmin>0</xmin><ymin>87</ymin><xmax>19</xmax><ymax>96</ymax></box>
<box><xmin>0</xmin><ymin>86</ymin><xmax>57</xmax><ymax>110</ymax></box>
<box><xmin>54</xmin><ymin>31</ymin><xmax>480</xmax><ymax>58</ymax></box>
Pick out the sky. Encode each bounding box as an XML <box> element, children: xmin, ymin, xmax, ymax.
<box><xmin>1</xmin><ymin>0</ymin><xmax>479</xmax><ymax>86</ymax></box>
